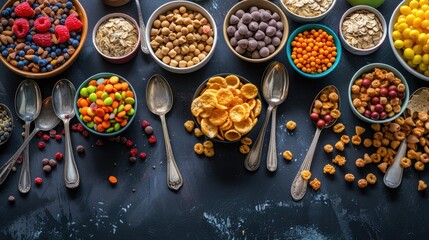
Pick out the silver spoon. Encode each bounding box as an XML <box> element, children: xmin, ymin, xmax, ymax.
<box><xmin>384</xmin><ymin>87</ymin><xmax>429</xmax><ymax>188</ymax></box>
<box><xmin>135</xmin><ymin>0</ymin><xmax>149</xmax><ymax>54</ymax></box>
<box><xmin>52</xmin><ymin>79</ymin><xmax>79</xmax><ymax>189</ymax></box>
<box><xmin>291</xmin><ymin>85</ymin><xmax>340</xmax><ymax>201</ymax></box>
<box><xmin>0</xmin><ymin>97</ymin><xmax>60</xmax><ymax>185</ymax></box>
<box><xmin>15</xmin><ymin>79</ymin><xmax>42</xmax><ymax>194</ymax></box>
<box><xmin>146</xmin><ymin>74</ymin><xmax>183</xmax><ymax>190</ymax></box>
<box><xmin>244</xmin><ymin>61</ymin><xmax>289</xmax><ymax>172</ymax></box>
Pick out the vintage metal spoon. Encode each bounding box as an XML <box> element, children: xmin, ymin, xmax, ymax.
<box><xmin>52</xmin><ymin>79</ymin><xmax>79</xmax><ymax>189</ymax></box>
<box><xmin>383</xmin><ymin>87</ymin><xmax>429</xmax><ymax>188</ymax></box>
<box><xmin>291</xmin><ymin>85</ymin><xmax>340</xmax><ymax>201</ymax></box>
<box><xmin>146</xmin><ymin>74</ymin><xmax>183</xmax><ymax>190</ymax></box>
<box><xmin>135</xmin><ymin>0</ymin><xmax>149</xmax><ymax>54</ymax></box>
<box><xmin>0</xmin><ymin>97</ymin><xmax>60</xmax><ymax>185</ymax></box>
<box><xmin>15</xmin><ymin>79</ymin><xmax>42</xmax><ymax>194</ymax></box>
<box><xmin>244</xmin><ymin>61</ymin><xmax>289</xmax><ymax>172</ymax></box>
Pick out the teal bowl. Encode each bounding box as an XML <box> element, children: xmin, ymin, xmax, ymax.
<box><xmin>74</xmin><ymin>72</ymin><xmax>137</xmax><ymax>137</ymax></box>
<box><xmin>286</xmin><ymin>24</ymin><xmax>342</xmax><ymax>79</ymax></box>
<box><xmin>348</xmin><ymin>63</ymin><xmax>410</xmax><ymax>124</ymax></box>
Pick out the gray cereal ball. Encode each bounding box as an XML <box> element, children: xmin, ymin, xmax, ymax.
<box><xmin>257</xmin><ymin>40</ymin><xmax>266</xmax><ymax>49</ymax></box>
<box><xmin>275</xmin><ymin>30</ymin><xmax>283</xmax><ymax>38</ymax></box>
<box><xmin>241</xmin><ymin>13</ymin><xmax>252</xmax><ymax>24</ymax></box>
<box><xmin>259</xmin><ymin>22</ymin><xmax>268</xmax><ymax>32</ymax></box>
<box><xmin>248</xmin><ymin>39</ymin><xmax>258</xmax><ymax>51</ymax></box>
<box><xmin>272</xmin><ymin>37</ymin><xmax>281</xmax><ymax>47</ymax></box>
<box><xmin>227</xmin><ymin>26</ymin><xmax>236</xmax><ymax>37</ymax></box>
<box><xmin>245</xmin><ymin>31</ymin><xmax>253</xmax><ymax>38</ymax></box>
<box><xmin>41</xmin><ymin>158</ymin><xmax>49</xmax><ymax>165</ymax></box>
<box><xmin>230</xmin><ymin>37</ymin><xmax>238</xmax><ymax>47</ymax></box>
<box><xmin>43</xmin><ymin>165</ymin><xmax>52</xmax><ymax>173</ymax></box>
<box><xmin>276</xmin><ymin>21</ymin><xmax>284</xmax><ymax>31</ymax></box>
<box><xmin>251</xmin><ymin>11</ymin><xmax>261</xmax><ymax>21</ymax></box>
<box><xmin>249</xmin><ymin>6</ymin><xmax>259</xmax><ymax>13</ymax></box>
<box><xmin>267</xmin><ymin>44</ymin><xmax>275</xmax><ymax>54</ymax></box>
<box><xmin>266</xmin><ymin>26</ymin><xmax>276</xmax><ymax>37</ymax></box>
<box><xmin>238</xmin><ymin>39</ymin><xmax>249</xmax><ymax>49</ymax></box>
<box><xmin>251</xmin><ymin>51</ymin><xmax>261</xmax><ymax>59</ymax></box>
<box><xmin>230</xmin><ymin>15</ymin><xmax>240</xmax><ymax>25</ymax></box>
<box><xmin>261</xmin><ymin>11</ymin><xmax>271</xmax><ymax>22</ymax></box>
<box><xmin>237</xmin><ymin>21</ymin><xmax>245</xmax><ymax>29</ymax></box>
<box><xmin>234</xmin><ymin>31</ymin><xmax>243</xmax><ymax>40</ymax></box>
<box><xmin>235</xmin><ymin>9</ymin><xmax>245</xmax><ymax>18</ymax></box>
<box><xmin>264</xmin><ymin>36</ymin><xmax>272</xmax><ymax>45</ymax></box>
<box><xmin>248</xmin><ymin>21</ymin><xmax>259</xmax><ymax>32</ymax></box>
<box><xmin>238</xmin><ymin>25</ymin><xmax>249</xmax><ymax>35</ymax></box>
<box><xmin>235</xmin><ymin>45</ymin><xmax>246</xmax><ymax>54</ymax></box>
<box><xmin>255</xmin><ymin>30</ymin><xmax>265</xmax><ymax>40</ymax></box>
<box><xmin>48</xmin><ymin>159</ymin><xmax>57</xmax><ymax>167</ymax></box>
<box><xmin>268</xmin><ymin>19</ymin><xmax>277</xmax><ymax>27</ymax></box>
<box><xmin>272</xmin><ymin>12</ymin><xmax>280</xmax><ymax>21</ymax></box>
<box><xmin>259</xmin><ymin>47</ymin><xmax>270</xmax><ymax>57</ymax></box>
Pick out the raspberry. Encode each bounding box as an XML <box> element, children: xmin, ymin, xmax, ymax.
<box><xmin>141</xmin><ymin>120</ymin><xmax>150</xmax><ymax>129</ymax></box>
<box><xmin>34</xmin><ymin>16</ymin><xmax>51</xmax><ymax>32</ymax></box>
<box><xmin>55</xmin><ymin>152</ymin><xmax>63</xmax><ymax>160</ymax></box>
<box><xmin>37</xmin><ymin>131</ymin><xmax>43</xmax><ymax>138</ymax></box>
<box><xmin>129</xmin><ymin>148</ymin><xmax>138</xmax><ymax>157</ymax></box>
<box><xmin>71</xmin><ymin>123</ymin><xmax>79</xmax><ymax>131</ymax></box>
<box><xmin>139</xmin><ymin>152</ymin><xmax>147</xmax><ymax>160</ymax></box>
<box><xmin>77</xmin><ymin>123</ymin><xmax>84</xmax><ymax>132</ymax></box>
<box><xmin>65</xmin><ymin>14</ymin><xmax>83</xmax><ymax>31</ymax></box>
<box><xmin>14</xmin><ymin>2</ymin><xmax>34</xmax><ymax>18</ymax></box>
<box><xmin>34</xmin><ymin>177</ymin><xmax>43</xmax><ymax>185</ymax></box>
<box><xmin>42</xmin><ymin>134</ymin><xmax>50</xmax><ymax>141</ymax></box>
<box><xmin>54</xmin><ymin>25</ymin><xmax>70</xmax><ymax>44</ymax></box>
<box><xmin>148</xmin><ymin>135</ymin><xmax>157</xmax><ymax>144</ymax></box>
<box><xmin>81</xmin><ymin>130</ymin><xmax>89</xmax><ymax>138</ymax></box>
<box><xmin>125</xmin><ymin>139</ymin><xmax>133</xmax><ymax>148</ymax></box>
<box><xmin>37</xmin><ymin>141</ymin><xmax>46</xmax><ymax>149</ymax></box>
<box><xmin>55</xmin><ymin>134</ymin><xmax>62</xmax><ymax>140</ymax></box>
<box><xmin>12</xmin><ymin>18</ymin><xmax>30</xmax><ymax>38</ymax></box>
<box><xmin>33</xmin><ymin>32</ymin><xmax>53</xmax><ymax>47</ymax></box>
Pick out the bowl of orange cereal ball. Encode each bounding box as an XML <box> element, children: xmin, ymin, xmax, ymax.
<box><xmin>145</xmin><ymin>1</ymin><xmax>217</xmax><ymax>74</ymax></box>
<box><xmin>348</xmin><ymin>63</ymin><xmax>410</xmax><ymax>124</ymax></box>
<box><xmin>191</xmin><ymin>74</ymin><xmax>261</xmax><ymax>143</ymax></box>
<box><xmin>286</xmin><ymin>24</ymin><xmax>342</xmax><ymax>79</ymax></box>
<box><xmin>390</xmin><ymin>0</ymin><xmax>429</xmax><ymax>81</ymax></box>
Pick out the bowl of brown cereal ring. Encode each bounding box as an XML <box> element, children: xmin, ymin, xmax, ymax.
<box><xmin>223</xmin><ymin>0</ymin><xmax>289</xmax><ymax>63</ymax></box>
<box><xmin>279</xmin><ymin>0</ymin><xmax>337</xmax><ymax>23</ymax></box>
<box><xmin>145</xmin><ymin>1</ymin><xmax>217</xmax><ymax>74</ymax></box>
<box><xmin>0</xmin><ymin>0</ymin><xmax>88</xmax><ymax>79</ymax></box>
<box><xmin>93</xmin><ymin>13</ymin><xmax>140</xmax><ymax>64</ymax></box>
<box><xmin>348</xmin><ymin>63</ymin><xmax>410</xmax><ymax>124</ymax></box>
<box><xmin>190</xmin><ymin>74</ymin><xmax>261</xmax><ymax>143</ymax></box>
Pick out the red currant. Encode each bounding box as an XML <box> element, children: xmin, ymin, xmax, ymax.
<box><xmin>37</xmin><ymin>141</ymin><xmax>46</xmax><ymax>149</ymax></box>
<box><xmin>34</xmin><ymin>177</ymin><xmax>43</xmax><ymax>185</ymax></box>
<box><xmin>148</xmin><ymin>135</ymin><xmax>157</xmax><ymax>144</ymax></box>
<box><xmin>139</xmin><ymin>152</ymin><xmax>147</xmax><ymax>160</ymax></box>
<box><xmin>55</xmin><ymin>152</ymin><xmax>63</xmax><ymax>160</ymax></box>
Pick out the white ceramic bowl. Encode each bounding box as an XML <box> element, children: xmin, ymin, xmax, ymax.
<box><xmin>339</xmin><ymin>5</ymin><xmax>386</xmax><ymax>55</ymax></box>
<box><xmin>279</xmin><ymin>0</ymin><xmax>336</xmax><ymax>23</ymax></box>
<box><xmin>145</xmin><ymin>1</ymin><xmax>217</xmax><ymax>74</ymax></box>
<box><xmin>389</xmin><ymin>0</ymin><xmax>429</xmax><ymax>82</ymax></box>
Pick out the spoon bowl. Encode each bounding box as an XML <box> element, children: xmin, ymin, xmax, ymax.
<box><xmin>15</xmin><ymin>79</ymin><xmax>42</xmax><ymax>193</ymax></box>
<box><xmin>53</xmin><ymin>79</ymin><xmax>79</xmax><ymax>189</ymax></box>
<box><xmin>146</xmin><ymin>74</ymin><xmax>183</xmax><ymax>190</ymax></box>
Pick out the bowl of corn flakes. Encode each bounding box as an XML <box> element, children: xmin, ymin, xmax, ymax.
<box><xmin>191</xmin><ymin>74</ymin><xmax>261</xmax><ymax>142</ymax></box>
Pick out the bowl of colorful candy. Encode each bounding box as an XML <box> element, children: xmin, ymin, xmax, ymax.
<box><xmin>74</xmin><ymin>73</ymin><xmax>137</xmax><ymax>137</ymax></box>
<box><xmin>348</xmin><ymin>63</ymin><xmax>409</xmax><ymax>124</ymax></box>
<box><xmin>0</xmin><ymin>0</ymin><xmax>88</xmax><ymax>79</ymax></box>
<box><xmin>286</xmin><ymin>23</ymin><xmax>342</xmax><ymax>79</ymax></box>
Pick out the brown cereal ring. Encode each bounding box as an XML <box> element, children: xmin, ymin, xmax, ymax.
<box><xmin>239</xmin><ymin>145</ymin><xmax>250</xmax><ymax>154</ymax></box>
<box><xmin>355</xmin><ymin>158</ymin><xmax>365</xmax><ymax>167</ymax></box>
<box><xmin>351</xmin><ymin>135</ymin><xmax>362</xmax><ymax>145</ymax></box>
<box><xmin>333</xmin><ymin>123</ymin><xmax>345</xmax><ymax>133</ymax></box>
<box><xmin>283</xmin><ymin>150</ymin><xmax>293</xmax><ymax>161</ymax></box>
<box><xmin>371</xmin><ymin>123</ymin><xmax>381</xmax><ymax>132</ymax></box>
<box><xmin>194</xmin><ymin>143</ymin><xmax>204</xmax><ymax>155</ymax></box>
<box><xmin>240</xmin><ymin>137</ymin><xmax>252</xmax><ymax>146</ymax></box>
<box><xmin>204</xmin><ymin>147</ymin><xmax>215</xmax><ymax>157</ymax></box>
<box><xmin>418</xmin><ymin>180</ymin><xmax>428</xmax><ymax>191</ymax></box>
<box><xmin>286</xmin><ymin>121</ymin><xmax>297</xmax><ymax>130</ymax></box>
<box><xmin>344</xmin><ymin>173</ymin><xmax>355</xmax><ymax>182</ymax></box>
<box><xmin>400</xmin><ymin>157</ymin><xmax>412</xmax><ymax>168</ymax></box>
<box><xmin>358</xmin><ymin>179</ymin><xmax>368</xmax><ymax>188</ymax></box>
<box><xmin>363</xmin><ymin>138</ymin><xmax>373</xmax><ymax>148</ymax></box>
<box><xmin>203</xmin><ymin>140</ymin><xmax>214</xmax><ymax>149</ymax></box>
<box><xmin>370</xmin><ymin>153</ymin><xmax>381</xmax><ymax>163</ymax></box>
<box><xmin>184</xmin><ymin>120</ymin><xmax>195</xmax><ymax>132</ymax></box>
<box><xmin>301</xmin><ymin>170</ymin><xmax>312</xmax><ymax>180</ymax></box>
<box><xmin>324</xmin><ymin>144</ymin><xmax>333</xmax><ymax>153</ymax></box>
<box><xmin>420</xmin><ymin>153</ymin><xmax>429</xmax><ymax>163</ymax></box>
<box><xmin>366</xmin><ymin>173</ymin><xmax>377</xmax><ymax>185</ymax></box>
<box><xmin>415</xmin><ymin>161</ymin><xmax>425</xmax><ymax>171</ymax></box>
<box><xmin>309</xmin><ymin>178</ymin><xmax>321</xmax><ymax>190</ymax></box>
<box><xmin>340</xmin><ymin>135</ymin><xmax>350</xmax><ymax>144</ymax></box>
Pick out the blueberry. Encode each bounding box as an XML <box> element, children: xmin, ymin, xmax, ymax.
<box><xmin>46</xmin><ymin>64</ymin><xmax>53</xmax><ymax>71</ymax></box>
<box><xmin>1</xmin><ymin>9</ymin><xmax>10</xmax><ymax>17</ymax></box>
<box><xmin>32</xmin><ymin>56</ymin><xmax>39</xmax><ymax>63</ymax></box>
<box><xmin>49</xmin><ymin>27</ymin><xmax>54</xmax><ymax>33</ymax></box>
<box><xmin>66</xmin><ymin>1</ymin><xmax>73</xmax><ymax>9</ymax></box>
<box><xmin>23</xmin><ymin>60</ymin><xmax>29</xmax><ymax>65</ymax></box>
<box><xmin>33</xmin><ymin>3</ymin><xmax>39</xmax><ymax>8</ymax></box>
<box><xmin>1</xmin><ymin>46</ymin><xmax>5</xmax><ymax>51</ymax></box>
<box><xmin>1</xmin><ymin>50</ymin><xmax>8</xmax><ymax>57</ymax></box>
<box><xmin>0</xmin><ymin>27</ymin><xmax>3</xmax><ymax>32</ymax></box>
<box><xmin>76</xmin><ymin>35</ymin><xmax>81</xmax><ymax>41</ymax></box>
<box><xmin>17</xmin><ymin>61</ymin><xmax>24</xmax><ymax>68</ymax></box>
<box><xmin>60</xmin><ymin>44</ymin><xmax>66</xmax><ymax>49</ymax></box>
<box><xmin>70</xmin><ymin>31</ymin><xmax>77</xmax><ymax>38</ymax></box>
<box><xmin>50</xmin><ymin>52</ymin><xmax>56</xmax><ymax>58</ymax></box>
<box><xmin>19</xmin><ymin>50</ymin><xmax>25</xmax><ymax>57</ymax></box>
<box><xmin>10</xmin><ymin>12</ymin><xmax>16</xmax><ymax>18</ymax></box>
<box><xmin>56</xmin><ymin>3</ymin><xmax>62</xmax><ymax>8</ymax></box>
<box><xmin>1</xmin><ymin>19</ymin><xmax>8</xmax><ymax>27</ymax></box>
<box><xmin>64</xmin><ymin>53</ymin><xmax>70</xmax><ymax>59</ymax></box>
<box><xmin>38</xmin><ymin>59</ymin><xmax>46</xmax><ymax>66</ymax></box>
<box><xmin>45</xmin><ymin>47</ymin><xmax>51</xmax><ymax>52</ymax></box>
<box><xmin>60</xmin><ymin>19</ymin><xmax>65</xmax><ymax>25</ymax></box>
<box><xmin>51</xmin><ymin>6</ymin><xmax>58</xmax><ymax>12</ymax></box>
<box><xmin>72</xmin><ymin>40</ymin><xmax>79</xmax><ymax>48</ymax></box>
<box><xmin>14</xmin><ymin>56</ymin><xmax>19</xmax><ymax>61</ymax></box>
<box><xmin>41</xmin><ymin>67</ymin><xmax>47</xmax><ymax>72</ymax></box>
<box><xmin>67</xmin><ymin>38</ymin><xmax>73</xmax><ymax>45</ymax></box>
<box><xmin>62</xmin><ymin>48</ymin><xmax>68</xmax><ymax>53</ymax></box>
<box><xmin>31</xmin><ymin>45</ymin><xmax>38</xmax><ymax>50</ymax></box>
<box><xmin>55</xmin><ymin>49</ymin><xmax>61</xmax><ymax>55</ymax></box>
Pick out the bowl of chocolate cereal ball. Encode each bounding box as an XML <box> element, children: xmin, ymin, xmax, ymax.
<box><xmin>93</xmin><ymin>13</ymin><xmax>140</xmax><ymax>64</ymax></box>
<box><xmin>224</xmin><ymin>0</ymin><xmax>288</xmax><ymax>63</ymax></box>
<box><xmin>0</xmin><ymin>0</ymin><xmax>88</xmax><ymax>79</ymax></box>
<box><xmin>348</xmin><ymin>63</ymin><xmax>410</xmax><ymax>124</ymax></box>
<box><xmin>339</xmin><ymin>5</ymin><xmax>387</xmax><ymax>55</ymax></box>
<box><xmin>0</xmin><ymin>103</ymin><xmax>13</xmax><ymax>145</ymax></box>
<box><xmin>145</xmin><ymin>1</ymin><xmax>217</xmax><ymax>74</ymax></box>
<box><xmin>280</xmin><ymin>0</ymin><xmax>337</xmax><ymax>23</ymax></box>
<box><xmin>286</xmin><ymin>24</ymin><xmax>342</xmax><ymax>78</ymax></box>
<box><xmin>191</xmin><ymin>74</ymin><xmax>261</xmax><ymax>143</ymax></box>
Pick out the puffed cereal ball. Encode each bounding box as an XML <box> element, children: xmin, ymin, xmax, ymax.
<box><xmin>324</xmin><ymin>144</ymin><xmax>333</xmax><ymax>153</ymax></box>
<box><xmin>418</xmin><ymin>180</ymin><xmax>427</xmax><ymax>191</ymax></box>
<box><xmin>333</xmin><ymin>123</ymin><xmax>345</xmax><ymax>133</ymax></box>
<box><xmin>366</xmin><ymin>173</ymin><xmax>377</xmax><ymax>185</ymax></box>
<box><xmin>184</xmin><ymin>120</ymin><xmax>195</xmax><ymax>132</ymax></box>
<box><xmin>414</xmin><ymin>161</ymin><xmax>425</xmax><ymax>171</ymax></box>
<box><xmin>282</xmin><ymin>150</ymin><xmax>293</xmax><ymax>161</ymax></box>
<box><xmin>335</xmin><ymin>141</ymin><xmax>345</xmax><ymax>151</ymax></box>
<box><xmin>358</xmin><ymin>179</ymin><xmax>368</xmax><ymax>188</ymax></box>
<box><xmin>286</xmin><ymin>121</ymin><xmax>297</xmax><ymax>130</ymax></box>
<box><xmin>239</xmin><ymin>145</ymin><xmax>250</xmax><ymax>154</ymax></box>
<box><xmin>355</xmin><ymin>158</ymin><xmax>365</xmax><ymax>168</ymax></box>
<box><xmin>344</xmin><ymin>173</ymin><xmax>355</xmax><ymax>182</ymax></box>
<box><xmin>301</xmin><ymin>170</ymin><xmax>311</xmax><ymax>180</ymax></box>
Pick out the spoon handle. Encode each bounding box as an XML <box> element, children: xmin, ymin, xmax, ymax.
<box><xmin>383</xmin><ymin>139</ymin><xmax>407</xmax><ymax>188</ymax></box>
<box><xmin>63</xmin><ymin>119</ymin><xmax>80</xmax><ymax>189</ymax></box>
<box><xmin>266</xmin><ymin>106</ymin><xmax>278</xmax><ymax>172</ymax></box>
<box><xmin>135</xmin><ymin>0</ymin><xmax>149</xmax><ymax>54</ymax></box>
<box><xmin>18</xmin><ymin>122</ymin><xmax>31</xmax><ymax>194</ymax></box>
<box><xmin>244</xmin><ymin>105</ymin><xmax>274</xmax><ymax>171</ymax></box>
<box><xmin>291</xmin><ymin>127</ymin><xmax>322</xmax><ymax>201</ymax></box>
<box><xmin>160</xmin><ymin>114</ymin><xmax>183</xmax><ymax>190</ymax></box>
<box><xmin>0</xmin><ymin>127</ymin><xmax>39</xmax><ymax>185</ymax></box>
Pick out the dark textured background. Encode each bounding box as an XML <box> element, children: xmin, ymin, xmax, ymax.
<box><xmin>0</xmin><ymin>0</ymin><xmax>428</xmax><ymax>239</ymax></box>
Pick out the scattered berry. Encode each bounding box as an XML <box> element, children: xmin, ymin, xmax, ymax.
<box><xmin>55</xmin><ymin>152</ymin><xmax>63</xmax><ymax>160</ymax></box>
<box><xmin>42</xmin><ymin>134</ymin><xmax>50</xmax><ymax>141</ymax></box>
<box><xmin>144</xmin><ymin>126</ymin><xmax>153</xmax><ymax>135</ymax></box>
<box><xmin>108</xmin><ymin>176</ymin><xmax>118</xmax><ymax>184</ymax></box>
<box><xmin>77</xmin><ymin>123</ymin><xmax>84</xmax><ymax>132</ymax></box>
<box><xmin>48</xmin><ymin>159</ymin><xmax>57</xmax><ymax>167</ymax></box>
<box><xmin>42</xmin><ymin>165</ymin><xmax>52</xmax><ymax>173</ymax></box>
<box><xmin>34</xmin><ymin>177</ymin><xmax>43</xmax><ymax>185</ymax></box>
<box><xmin>125</xmin><ymin>139</ymin><xmax>133</xmax><ymax>148</ymax></box>
<box><xmin>37</xmin><ymin>141</ymin><xmax>46</xmax><ymax>149</ymax></box>
<box><xmin>41</xmin><ymin>158</ymin><xmax>49</xmax><ymax>165</ymax></box>
<box><xmin>95</xmin><ymin>139</ymin><xmax>104</xmax><ymax>146</ymax></box>
<box><xmin>55</xmin><ymin>134</ymin><xmax>62</xmax><ymax>140</ymax></box>
<box><xmin>14</xmin><ymin>2</ymin><xmax>34</xmax><ymax>18</ymax></box>
<box><xmin>37</xmin><ymin>131</ymin><xmax>43</xmax><ymax>138</ymax></box>
<box><xmin>71</xmin><ymin>123</ymin><xmax>79</xmax><ymax>131</ymax></box>
<box><xmin>120</xmin><ymin>137</ymin><xmax>128</xmax><ymax>144</ymax></box>
<box><xmin>81</xmin><ymin>130</ymin><xmax>89</xmax><ymax>138</ymax></box>
<box><xmin>8</xmin><ymin>195</ymin><xmax>15</xmax><ymax>204</ymax></box>
<box><xmin>12</xmin><ymin>18</ymin><xmax>30</xmax><ymax>38</ymax></box>
<box><xmin>129</xmin><ymin>148</ymin><xmax>138</xmax><ymax>157</ymax></box>
<box><xmin>141</xmin><ymin>120</ymin><xmax>150</xmax><ymax>129</ymax></box>
<box><xmin>148</xmin><ymin>135</ymin><xmax>157</xmax><ymax>144</ymax></box>
<box><xmin>76</xmin><ymin>145</ymin><xmax>85</xmax><ymax>153</ymax></box>
<box><xmin>33</xmin><ymin>32</ymin><xmax>53</xmax><ymax>47</ymax></box>
<box><xmin>129</xmin><ymin>156</ymin><xmax>137</xmax><ymax>163</ymax></box>
<box><xmin>49</xmin><ymin>129</ymin><xmax>57</xmax><ymax>137</ymax></box>
<box><xmin>139</xmin><ymin>152</ymin><xmax>147</xmax><ymax>160</ymax></box>
<box><xmin>34</xmin><ymin>16</ymin><xmax>51</xmax><ymax>32</ymax></box>
<box><xmin>65</xmin><ymin>14</ymin><xmax>83</xmax><ymax>31</ymax></box>
<box><xmin>16</xmin><ymin>155</ymin><xmax>23</xmax><ymax>164</ymax></box>
<box><xmin>54</xmin><ymin>25</ymin><xmax>70</xmax><ymax>43</ymax></box>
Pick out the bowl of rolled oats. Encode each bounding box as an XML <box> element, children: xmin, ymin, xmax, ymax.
<box><xmin>280</xmin><ymin>0</ymin><xmax>336</xmax><ymax>23</ymax></box>
<box><xmin>339</xmin><ymin>5</ymin><xmax>386</xmax><ymax>55</ymax></box>
<box><xmin>145</xmin><ymin>1</ymin><xmax>217</xmax><ymax>74</ymax></box>
<box><xmin>348</xmin><ymin>63</ymin><xmax>409</xmax><ymax>124</ymax></box>
<box><xmin>92</xmin><ymin>13</ymin><xmax>140</xmax><ymax>64</ymax></box>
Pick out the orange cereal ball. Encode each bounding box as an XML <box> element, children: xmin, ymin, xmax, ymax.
<box><xmin>418</xmin><ymin>180</ymin><xmax>428</xmax><ymax>191</ymax></box>
<box><xmin>344</xmin><ymin>173</ymin><xmax>355</xmax><ymax>182</ymax></box>
<box><xmin>358</xmin><ymin>179</ymin><xmax>368</xmax><ymax>188</ymax></box>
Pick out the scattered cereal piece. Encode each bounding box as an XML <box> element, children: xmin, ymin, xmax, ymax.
<box><xmin>194</xmin><ymin>128</ymin><xmax>203</xmax><ymax>137</ymax></box>
<box><xmin>282</xmin><ymin>150</ymin><xmax>293</xmax><ymax>161</ymax></box>
<box><xmin>108</xmin><ymin>176</ymin><xmax>118</xmax><ymax>184</ymax></box>
<box><xmin>184</xmin><ymin>120</ymin><xmax>195</xmax><ymax>132</ymax></box>
<box><xmin>203</xmin><ymin>140</ymin><xmax>213</xmax><ymax>149</ymax></box>
<box><xmin>355</xmin><ymin>126</ymin><xmax>366</xmax><ymax>135</ymax></box>
<box><xmin>366</xmin><ymin>173</ymin><xmax>377</xmax><ymax>185</ymax></box>
<box><xmin>42</xmin><ymin>165</ymin><xmax>52</xmax><ymax>173</ymax></box>
<box><xmin>363</xmin><ymin>138</ymin><xmax>372</xmax><ymax>148</ymax></box>
<box><xmin>48</xmin><ymin>159</ymin><xmax>57</xmax><ymax>167</ymax></box>
<box><xmin>340</xmin><ymin>135</ymin><xmax>350</xmax><ymax>144</ymax></box>
<box><xmin>194</xmin><ymin>143</ymin><xmax>204</xmax><ymax>155</ymax></box>
<box><xmin>351</xmin><ymin>135</ymin><xmax>361</xmax><ymax>145</ymax></box>
<box><xmin>333</xmin><ymin>155</ymin><xmax>346</xmax><ymax>166</ymax></box>
<box><xmin>418</xmin><ymin>180</ymin><xmax>427</xmax><ymax>191</ymax></box>
<box><xmin>334</xmin><ymin>141</ymin><xmax>345</xmax><ymax>151</ymax></box>
<box><xmin>286</xmin><ymin>120</ymin><xmax>297</xmax><ymax>130</ymax></box>
<box><xmin>240</xmin><ymin>137</ymin><xmax>252</xmax><ymax>145</ymax></box>
<box><xmin>309</xmin><ymin>178</ymin><xmax>321</xmax><ymax>190</ymax></box>
<box><xmin>129</xmin><ymin>156</ymin><xmax>137</xmax><ymax>163</ymax></box>
<box><xmin>204</xmin><ymin>147</ymin><xmax>215</xmax><ymax>157</ymax></box>
<box><xmin>323</xmin><ymin>144</ymin><xmax>333</xmax><ymax>153</ymax></box>
<box><xmin>301</xmin><ymin>170</ymin><xmax>311</xmax><ymax>180</ymax></box>
<box><xmin>370</xmin><ymin>123</ymin><xmax>381</xmax><ymax>132</ymax></box>
<box><xmin>400</xmin><ymin>157</ymin><xmax>412</xmax><ymax>168</ymax></box>
<box><xmin>76</xmin><ymin>145</ymin><xmax>85</xmax><ymax>153</ymax></box>
<box><xmin>370</xmin><ymin>153</ymin><xmax>381</xmax><ymax>163</ymax></box>
<box><xmin>239</xmin><ymin>145</ymin><xmax>250</xmax><ymax>154</ymax></box>
<box><xmin>414</xmin><ymin>161</ymin><xmax>425</xmax><ymax>171</ymax></box>
<box><xmin>333</xmin><ymin>123</ymin><xmax>345</xmax><ymax>133</ymax></box>
<box><xmin>323</xmin><ymin>164</ymin><xmax>335</xmax><ymax>174</ymax></box>
<box><xmin>355</xmin><ymin>158</ymin><xmax>365</xmax><ymax>167</ymax></box>
<box><xmin>357</xmin><ymin>179</ymin><xmax>368</xmax><ymax>188</ymax></box>
<box><xmin>8</xmin><ymin>195</ymin><xmax>15</xmax><ymax>204</ymax></box>
<box><xmin>377</xmin><ymin>162</ymin><xmax>388</xmax><ymax>173</ymax></box>
<box><xmin>344</xmin><ymin>173</ymin><xmax>355</xmax><ymax>182</ymax></box>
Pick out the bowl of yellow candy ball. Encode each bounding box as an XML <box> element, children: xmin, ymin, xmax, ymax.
<box><xmin>390</xmin><ymin>0</ymin><xmax>429</xmax><ymax>81</ymax></box>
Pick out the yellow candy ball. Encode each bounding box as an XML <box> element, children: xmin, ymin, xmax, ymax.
<box><xmin>402</xmin><ymin>28</ymin><xmax>411</xmax><ymax>38</ymax></box>
<box><xmin>400</xmin><ymin>6</ymin><xmax>412</xmax><ymax>15</ymax></box>
<box><xmin>410</xmin><ymin>29</ymin><xmax>420</xmax><ymax>39</ymax></box>
<box><xmin>413</xmin><ymin>54</ymin><xmax>423</xmax><ymax>64</ymax></box>
<box><xmin>410</xmin><ymin>0</ymin><xmax>420</xmax><ymax>9</ymax></box>
<box><xmin>416</xmin><ymin>10</ymin><xmax>425</xmax><ymax>18</ymax></box>
<box><xmin>404</xmin><ymin>48</ymin><xmax>415</xmax><ymax>59</ymax></box>
<box><xmin>423</xmin><ymin>44</ymin><xmax>429</xmax><ymax>53</ymax></box>
<box><xmin>413</xmin><ymin>44</ymin><xmax>423</xmax><ymax>54</ymax></box>
<box><xmin>422</xmin><ymin>53</ymin><xmax>429</xmax><ymax>63</ymax></box>
<box><xmin>394</xmin><ymin>40</ymin><xmax>404</xmax><ymax>49</ymax></box>
<box><xmin>406</xmin><ymin>14</ymin><xmax>416</xmax><ymax>25</ymax></box>
<box><xmin>419</xmin><ymin>62</ymin><xmax>427</xmax><ymax>71</ymax></box>
<box><xmin>418</xmin><ymin>33</ymin><xmax>428</xmax><ymax>44</ymax></box>
<box><xmin>424</xmin><ymin>70</ymin><xmax>429</xmax><ymax>76</ymax></box>
<box><xmin>421</xmin><ymin>19</ymin><xmax>429</xmax><ymax>28</ymax></box>
<box><xmin>408</xmin><ymin>59</ymin><xmax>418</xmax><ymax>68</ymax></box>
<box><xmin>414</xmin><ymin>17</ymin><xmax>423</xmax><ymax>27</ymax></box>
<box><xmin>420</xmin><ymin>0</ymin><xmax>429</xmax><ymax>6</ymax></box>
<box><xmin>392</xmin><ymin>30</ymin><xmax>402</xmax><ymax>40</ymax></box>
<box><xmin>397</xmin><ymin>22</ymin><xmax>409</xmax><ymax>32</ymax></box>
<box><xmin>404</xmin><ymin>39</ymin><xmax>414</xmax><ymax>48</ymax></box>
